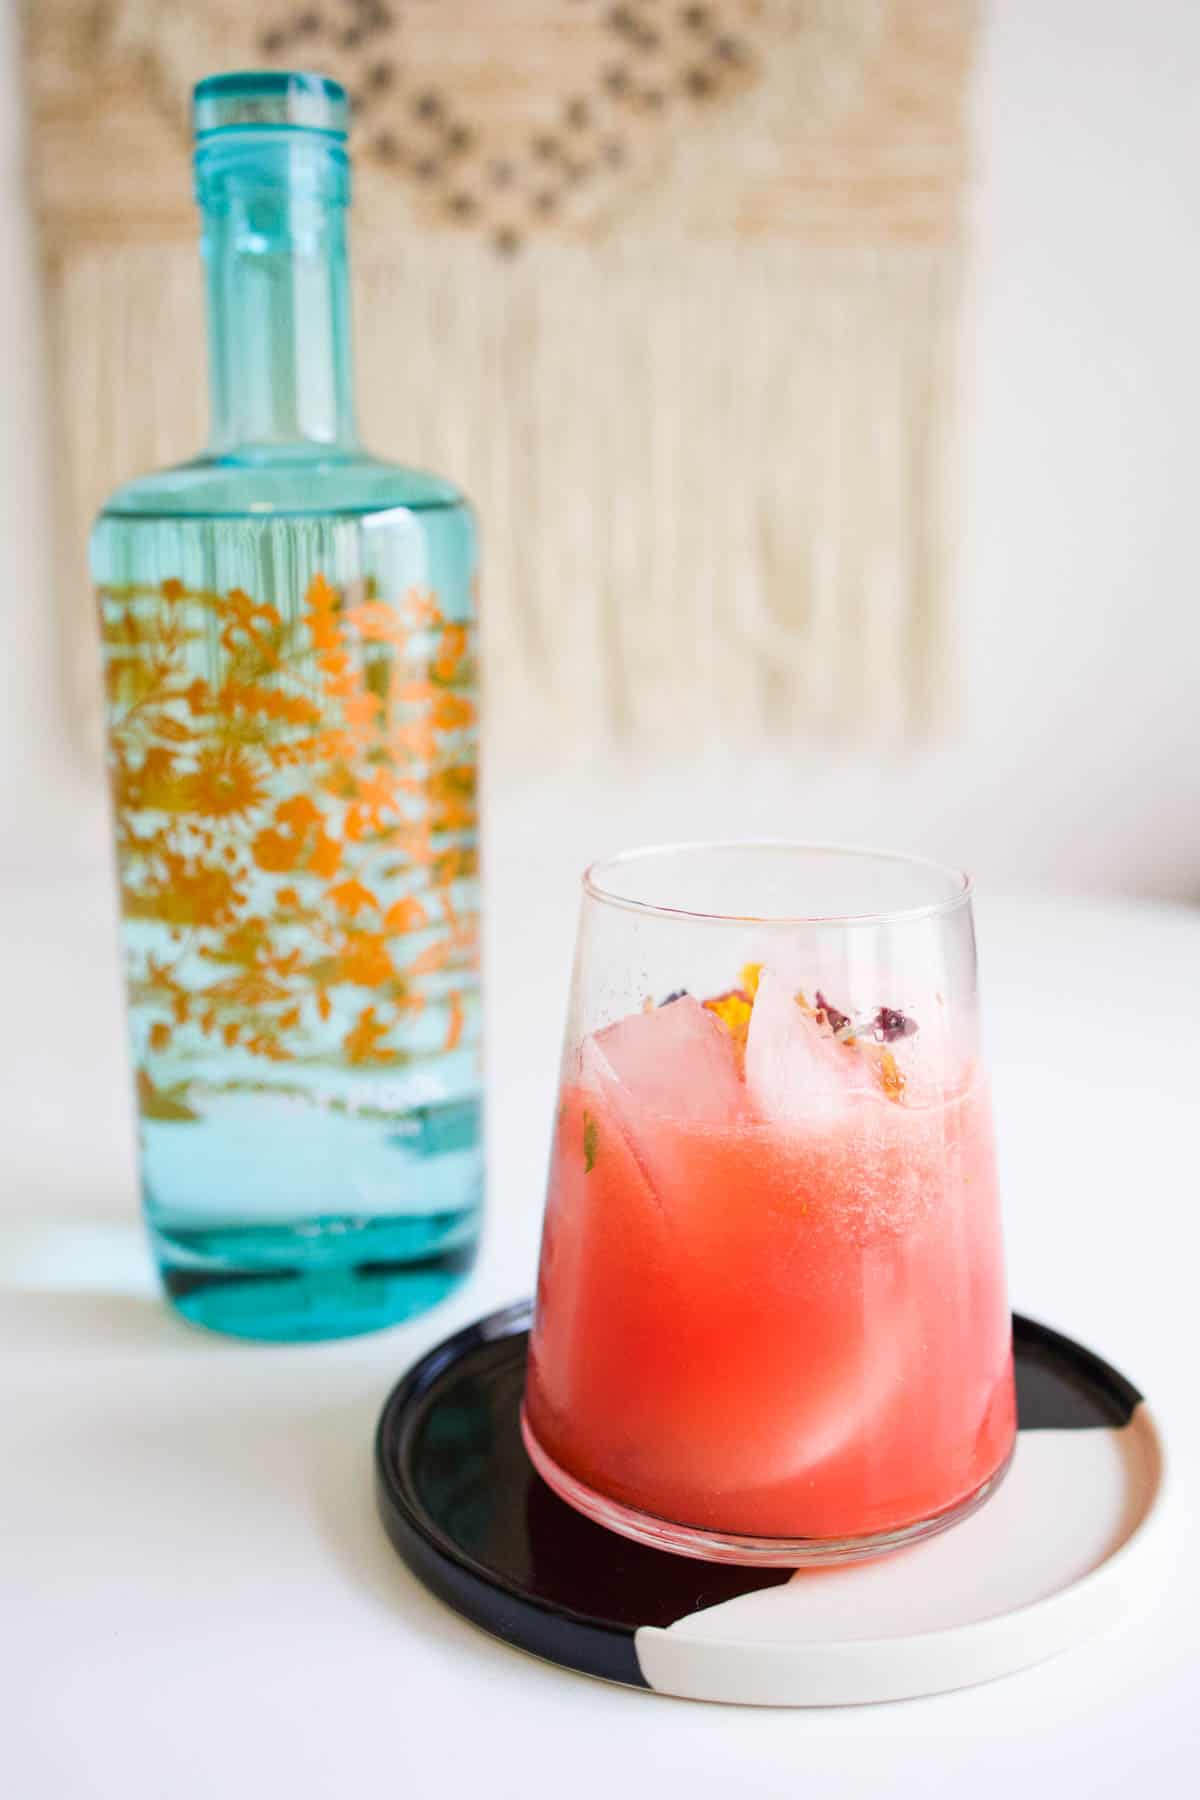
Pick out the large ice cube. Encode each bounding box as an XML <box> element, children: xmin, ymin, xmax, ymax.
<box><xmin>744</xmin><ymin>969</ymin><xmax>860</xmax><ymax>1127</ymax></box>
<box><xmin>629</xmin><ymin>1235</ymin><xmax>916</xmax><ymax>1497</ymax></box>
<box><xmin>767</xmin><ymin>1272</ymin><xmax>915</xmax><ymax>1487</ymax></box>
<box><xmin>583</xmin><ymin>994</ymin><xmax>747</xmax><ymax>1126</ymax></box>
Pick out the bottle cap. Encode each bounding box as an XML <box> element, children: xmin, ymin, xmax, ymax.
<box><xmin>193</xmin><ymin>71</ymin><xmax>349</xmax><ymax>140</ymax></box>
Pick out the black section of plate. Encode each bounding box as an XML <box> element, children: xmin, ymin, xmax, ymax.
<box><xmin>1013</xmin><ymin>1313</ymin><xmax>1141</xmax><ymax>1429</ymax></box>
<box><xmin>374</xmin><ymin>1304</ymin><xmax>1143</xmax><ymax>1686</ymax></box>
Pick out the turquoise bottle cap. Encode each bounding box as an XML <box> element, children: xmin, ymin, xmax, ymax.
<box><xmin>193</xmin><ymin>71</ymin><xmax>349</xmax><ymax>139</ymax></box>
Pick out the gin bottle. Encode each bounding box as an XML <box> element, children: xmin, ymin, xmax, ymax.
<box><xmin>91</xmin><ymin>73</ymin><xmax>481</xmax><ymax>1340</ymax></box>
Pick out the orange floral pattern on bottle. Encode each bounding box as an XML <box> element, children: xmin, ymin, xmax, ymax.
<box><xmin>100</xmin><ymin>572</ymin><xmax>479</xmax><ymax>1114</ymax></box>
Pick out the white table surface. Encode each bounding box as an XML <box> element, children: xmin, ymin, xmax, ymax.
<box><xmin>2</xmin><ymin>837</ymin><xmax>1197</xmax><ymax>1799</ymax></box>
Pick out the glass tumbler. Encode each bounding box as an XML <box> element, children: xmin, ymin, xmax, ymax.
<box><xmin>522</xmin><ymin>843</ymin><xmax>1016</xmax><ymax>1565</ymax></box>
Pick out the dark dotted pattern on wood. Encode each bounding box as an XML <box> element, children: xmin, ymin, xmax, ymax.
<box><xmin>256</xmin><ymin>0</ymin><xmax>761</xmax><ymax>254</ymax></box>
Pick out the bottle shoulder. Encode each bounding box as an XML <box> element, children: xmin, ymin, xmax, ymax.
<box><xmin>97</xmin><ymin>450</ymin><xmax>469</xmax><ymax>522</ymax></box>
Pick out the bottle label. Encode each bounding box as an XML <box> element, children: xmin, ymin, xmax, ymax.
<box><xmin>98</xmin><ymin>571</ymin><xmax>479</xmax><ymax>1123</ymax></box>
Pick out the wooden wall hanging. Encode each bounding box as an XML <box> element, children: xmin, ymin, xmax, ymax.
<box><xmin>25</xmin><ymin>1</ymin><xmax>980</xmax><ymax>750</ymax></box>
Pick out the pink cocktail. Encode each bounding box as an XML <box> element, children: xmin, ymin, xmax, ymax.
<box><xmin>522</xmin><ymin>845</ymin><xmax>1016</xmax><ymax>1564</ymax></box>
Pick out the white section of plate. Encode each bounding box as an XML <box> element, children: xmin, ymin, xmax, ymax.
<box><xmin>634</xmin><ymin>1411</ymin><xmax>1167</xmax><ymax>1706</ymax></box>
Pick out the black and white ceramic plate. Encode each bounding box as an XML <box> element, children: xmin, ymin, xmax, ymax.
<box><xmin>374</xmin><ymin>1303</ymin><xmax>1165</xmax><ymax>1706</ymax></box>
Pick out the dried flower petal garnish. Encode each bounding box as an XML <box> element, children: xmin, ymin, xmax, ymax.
<box><xmin>877</xmin><ymin>1049</ymin><xmax>905</xmax><ymax>1102</ymax></box>
<box><xmin>714</xmin><ymin>971</ymin><xmax>913</xmax><ymax>1097</ymax></box>
<box><xmin>856</xmin><ymin>1042</ymin><xmax>907</xmax><ymax>1102</ymax></box>
<box><xmin>660</xmin><ymin>989</ymin><xmax>689</xmax><ymax>1006</ymax></box>
<box><xmin>703</xmin><ymin>987</ymin><xmax>753</xmax><ymax>1051</ymax></box>
<box><xmin>815</xmin><ymin>990</ymin><xmax>851</xmax><ymax>1035</ymax></box>
<box><xmin>583</xmin><ymin>1110</ymin><xmax>598</xmax><ymax>1174</ymax></box>
<box><xmin>874</xmin><ymin>1006</ymin><xmax>917</xmax><ymax>1043</ymax></box>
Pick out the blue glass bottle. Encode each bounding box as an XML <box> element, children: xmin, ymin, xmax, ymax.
<box><xmin>90</xmin><ymin>73</ymin><xmax>481</xmax><ymax>1341</ymax></box>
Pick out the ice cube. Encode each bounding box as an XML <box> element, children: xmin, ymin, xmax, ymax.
<box><xmin>744</xmin><ymin>969</ymin><xmax>859</xmax><ymax>1127</ymax></box>
<box><xmin>774</xmin><ymin>1274</ymin><xmax>913</xmax><ymax>1482</ymax></box>
<box><xmin>583</xmin><ymin>994</ymin><xmax>746</xmax><ymax>1126</ymax></box>
<box><xmin>636</xmin><ymin>1240</ymin><xmax>915</xmax><ymax>1497</ymax></box>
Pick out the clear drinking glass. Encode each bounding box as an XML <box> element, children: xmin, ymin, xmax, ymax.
<box><xmin>522</xmin><ymin>843</ymin><xmax>1016</xmax><ymax>1565</ymax></box>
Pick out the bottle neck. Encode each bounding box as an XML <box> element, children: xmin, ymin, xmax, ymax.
<box><xmin>198</xmin><ymin>134</ymin><xmax>358</xmax><ymax>458</ymax></box>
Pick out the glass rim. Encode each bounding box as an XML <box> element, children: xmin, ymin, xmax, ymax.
<box><xmin>581</xmin><ymin>839</ymin><xmax>973</xmax><ymax>928</ymax></box>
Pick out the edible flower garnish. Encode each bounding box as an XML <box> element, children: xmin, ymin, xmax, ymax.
<box><xmin>874</xmin><ymin>1006</ymin><xmax>917</xmax><ymax>1043</ymax></box>
<box><xmin>703</xmin><ymin>987</ymin><xmax>754</xmax><ymax>1052</ymax></box>
<box><xmin>700</xmin><ymin>973</ymin><xmax>917</xmax><ymax>1102</ymax></box>
<box><xmin>814</xmin><ymin>990</ymin><xmax>851</xmax><ymax>1036</ymax></box>
<box><xmin>877</xmin><ymin>1049</ymin><xmax>905</xmax><ymax>1101</ymax></box>
<box><xmin>740</xmin><ymin>963</ymin><xmax>763</xmax><ymax>999</ymax></box>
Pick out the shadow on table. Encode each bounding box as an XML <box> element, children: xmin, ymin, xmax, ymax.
<box><xmin>0</xmin><ymin>1210</ymin><xmax>185</xmax><ymax>1347</ymax></box>
<box><xmin>0</xmin><ymin>1211</ymin><xmax>188</xmax><ymax>1352</ymax></box>
<box><xmin>0</xmin><ymin>1285</ymin><xmax>185</xmax><ymax>1350</ymax></box>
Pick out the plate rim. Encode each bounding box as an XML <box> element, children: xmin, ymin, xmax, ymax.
<box><xmin>374</xmin><ymin>1301</ymin><xmax>1169</xmax><ymax>1703</ymax></box>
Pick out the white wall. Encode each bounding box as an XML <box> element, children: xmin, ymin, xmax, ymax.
<box><xmin>961</xmin><ymin>0</ymin><xmax>1200</xmax><ymax>896</ymax></box>
<box><xmin>2</xmin><ymin>0</ymin><xmax>1198</xmax><ymax>898</ymax></box>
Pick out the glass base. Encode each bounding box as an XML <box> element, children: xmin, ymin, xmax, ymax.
<box><xmin>152</xmin><ymin>1215</ymin><xmax>478</xmax><ymax>1343</ymax></box>
<box><xmin>521</xmin><ymin>1411</ymin><xmax>1015</xmax><ymax>1567</ymax></box>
